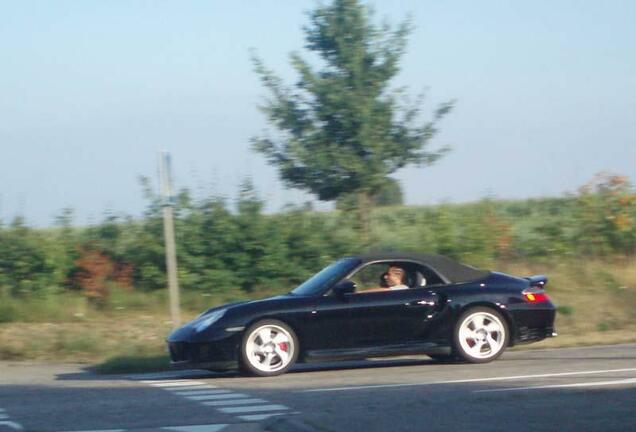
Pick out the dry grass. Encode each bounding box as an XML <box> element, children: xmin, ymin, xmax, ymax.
<box><xmin>1</xmin><ymin>257</ymin><xmax>635</xmax><ymax>370</ymax></box>
<box><xmin>0</xmin><ymin>314</ymin><xmax>186</xmax><ymax>362</ymax></box>
<box><xmin>496</xmin><ymin>257</ymin><xmax>636</xmax><ymax>338</ymax></box>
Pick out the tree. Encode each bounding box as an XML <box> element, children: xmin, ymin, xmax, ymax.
<box><xmin>252</xmin><ymin>0</ymin><xmax>453</xmax><ymax>244</ymax></box>
<box><xmin>336</xmin><ymin>177</ymin><xmax>404</xmax><ymax>210</ymax></box>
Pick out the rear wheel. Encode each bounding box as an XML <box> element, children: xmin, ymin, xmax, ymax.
<box><xmin>241</xmin><ymin>319</ymin><xmax>298</xmax><ymax>376</ymax></box>
<box><xmin>453</xmin><ymin>307</ymin><xmax>509</xmax><ymax>363</ymax></box>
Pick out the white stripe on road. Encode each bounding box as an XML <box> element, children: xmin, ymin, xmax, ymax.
<box><xmin>58</xmin><ymin>426</ymin><xmax>228</xmax><ymax>432</ymax></box>
<box><xmin>186</xmin><ymin>393</ymin><xmax>248</xmax><ymax>401</ymax></box>
<box><xmin>301</xmin><ymin>367</ymin><xmax>636</xmax><ymax>392</ymax></box>
<box><xmin>140</xmin><ymin>379</ymin><xmax>179</xmax><ymax>383</ymax></box>
<box><xmin>160</xmin><ymin>386</ymin><xmax>217</xmax><ymax>392</ymax></box>
<box><xmin>0</xmin><ymin>421</ymin><xmax>23</xmax><ymax>431</ymax></box>
<box><xmin>475</xmin><ymin>377</ymin><xmax>636</xmax><ymax>393</ymax></box>
<box><xmin>238</xmin><ymin>413</ymin><xmax>288</xmax><ymax>421</ymax></box>
<box><xmin>150</xmin><ymin>381</ymin><xmax>207</xmax><ymax>388</ymax></box>
<box><xmin>56</xmin><ymin>430</ymin><xmax>124</xmax><ymax>432</ymax></box>
<box><xmin>202</xmin><ymin>398</ymin><xmax>267</xmax><ymax>407</ymax></box>
<box><xmin>0</xmin><ymin>408</ymin><xmax>23</xmax><ymax>431</ymax></box>
<box><xmin>219</xmin><ymin>404</ymin><xmax>289</xmax><ymax>414</ymax></box>
<box><xmin>175</xmin><ymin>390</ymin><xmax>231</xmax><ymax>396</ymax></box>
<box><xmin>140</xmin><ymin>377</ymin><xmax>296</xmax><ymax>422</ymax></box>
<box><xmin>161</xmin><ymin>425</ymin><xmax>228</xmax><ymax>432</ymax></box>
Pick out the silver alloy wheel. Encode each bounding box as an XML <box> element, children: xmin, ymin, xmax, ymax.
<box><xmin>245</xmin><ymin>324</ymin><xmax>295</xmax><ymax>373</ymax></box>
<box><xmin>458</xmin><ymin>311</ymin><xmax>505</xmax><ymax>360</ymax></box>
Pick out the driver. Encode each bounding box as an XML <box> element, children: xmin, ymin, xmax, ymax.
<box><xmin>366</xmin><ymin>265</ymin><xmax>409</xmax><ymax>292</ymax></box>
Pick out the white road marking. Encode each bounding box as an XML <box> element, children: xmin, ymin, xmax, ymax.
<box><xmin>238</xmin><ymin>413</ymin><xmax>287</xmax><ymax>421</ymax></box>
<box><xmin>0</xmin><ymin>408</ymin><xmax>23</xmax><ymax>431</ymax></box>
<box><xmin>0</xmin><ymin>421</ymin><xmax>23</xmax><ymax>431</ymax></box>
<box><xmin>140</xmin><ymin>375</ymin><xmax>297</xmax><ymax>422</ymax></box>
<box><xmin>140</xmin><ymin>379</ymin><xmax>180</xmax><ymax>383</ymax></box>
<box><xmin>475</xmin><ymin>377</ymin><xmax>636</xmax><ymax>393</ymax></box>
<box><xmin>301</xmin><ymin>367</ymin><xmax>636</xmax><ymax>392</ymax></box>
<box><xmin>202</xmin><ymin>398</ymin><xmax>267</xmax><ymax>407</ymax></box>
<box><xmin>186</xmin><ymin>393</ymin><xmax>248</xmax><ymax>401</ymax></box>
<box><xmin>219</xmin><ymin>404</ymin><xmax>289</xmax><ymax>414</ymax></box>
<box><xmin>160</xmin><ymin>386</ymin><xmax>217</xmax><ymax>392</ymax></box>
<box><xmin>60</xmin><ymin>429</ymin><xmax>125</xmax><ymax>432</ymax></box>
<box><xmin>151</xmin><ymin>381</ymin><xmax>207</xmax><ymax>388</ymax></box>
<box><xmin>175</xmin><ymin>390</ymin><xmax>231</xmax><ymax>396</ymax></box>
<box><xmin>57</xmin><ymin>426</ymin><xmax>229</xmax><ymax>432</ymax></box>
<box><xmin>161</xmin><ymin>425</ymin><xmax>228</xmax><ymax>432</ymax></box>
<box><xmin>510</xmin><ymin>342</ymin><xmax>636</xmax><ymax>354</ymax></box>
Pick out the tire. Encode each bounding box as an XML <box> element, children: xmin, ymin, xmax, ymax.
<box><xmin>453</xmin><ymin>307</ymin><xmax>509</xmax><ymax>363</ymax></box>
<box><xmin>240</xmin><ymin>319</ymin><xmax>299</xmax><ymax>377</ymax></box>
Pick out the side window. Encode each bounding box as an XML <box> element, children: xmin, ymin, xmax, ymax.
<box><xmin>350</xmin><ymin>261</ymin><xmax>417</xmax><ymax>292</ymax></box>
<box><xmin>350</xmin><ymin>263</ymin><xmax>388</xmax><ymax>291</ymax></box>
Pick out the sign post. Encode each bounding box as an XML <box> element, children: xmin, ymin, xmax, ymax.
<box><xmin>159</xmin><ymin>150</ymin><xmax>181</xmax><ymax>328</ymax></box>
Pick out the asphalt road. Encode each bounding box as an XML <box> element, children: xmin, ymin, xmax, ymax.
<box><xmin>1</xmin><ymin>344</ymin><xmax>635</xmax><ymax>432</ymax></box>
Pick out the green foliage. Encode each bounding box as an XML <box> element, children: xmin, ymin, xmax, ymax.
<box><xmin>0</xmin><ymin>217</ymin><xmax>56</xmax><ymax>296</ymax></box>
<box><xmin>251</xmin><ymin>0</ymin><xmax>452</xmax><ymax>244</ymax></box>
<box><xmin>336</xmin><ymin>178</ymin><xmax>404</xmax><ymax>210</ymax></box>
<box><xmin>0</xmin><ymin>173</ymin><xmax>635</xmax><ymax>302</ymax></box>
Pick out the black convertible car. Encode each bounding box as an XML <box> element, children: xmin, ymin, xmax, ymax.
<box><xmin>167</xmin><ymin>252</ymin><xmax>556</xmax><ymax>376</ymax></box>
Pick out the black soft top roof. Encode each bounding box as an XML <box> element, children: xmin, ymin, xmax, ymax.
<box><xmin>357</xmin><ymin>252</ymin><xmax>490</xmax><ymax>284</ymax></box>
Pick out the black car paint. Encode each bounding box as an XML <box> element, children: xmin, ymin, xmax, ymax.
<box><xmin>167</xmin><ymin>258</ymin><xmax>556</xmax><ymax>371</ymax></box>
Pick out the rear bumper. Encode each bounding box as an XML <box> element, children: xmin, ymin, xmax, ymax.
<box><xmin>508</xmin><ymin>303</ymin><xmax>557</xmax><ymax>345</ymax></box>
<box><xmin>515</xmin><ymin>325</ymin><xmax>556</xmax><ymax>344</ymax></box>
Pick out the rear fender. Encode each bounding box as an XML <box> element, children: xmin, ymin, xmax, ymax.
<box><xmin>458</xmin><ymin>301</ymin><xmax>517</xmax><ymax>347</ymax></box>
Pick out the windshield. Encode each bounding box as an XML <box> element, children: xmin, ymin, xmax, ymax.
<box><xmin>291</xmin><ymin>257</ymin><xmax>360</xmax><ymax>296</ymax></box>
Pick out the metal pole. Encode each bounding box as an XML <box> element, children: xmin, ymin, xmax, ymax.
<box><xmin>159</xmin><ymin>151</ymin><xmax>181</xmax><ymax>328</ymax></box>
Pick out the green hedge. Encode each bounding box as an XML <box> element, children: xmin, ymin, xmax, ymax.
<box><xmin>1</xmin><ymin>175</ymin><xmax>634</xmax><ymax>298</ymax></box>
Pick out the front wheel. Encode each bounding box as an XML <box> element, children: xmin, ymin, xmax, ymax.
<box><xmin>453</xmin><ymin>307</ymin><xmax>509</xmax><ymax>363</ymax></box>
<box><xmin>241</xmin><ymin>319</ymin><xmax>298</xmax><ymax>376</ymax></box>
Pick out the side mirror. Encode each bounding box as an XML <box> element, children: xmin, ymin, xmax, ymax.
<box><xmin>333</xmin><ymin>279</ymin><xmax>356</xmax><ymax>298</ymax></box>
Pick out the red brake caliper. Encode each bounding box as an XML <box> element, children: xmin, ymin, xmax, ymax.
<box><xmin>278</xmin><ymin>342</ymin><xmax>288</xmax><ymax>352</ymax></box>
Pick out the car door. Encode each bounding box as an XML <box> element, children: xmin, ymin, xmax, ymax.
<box><xmin>299</xmin><ymin>294</ymin><xmax>356</xmax><ymax>351</ymax></box>
<box><xmin>345</xmin><ymin>287</ymin><xmax>440</xmax><ymax>348</ymax></box>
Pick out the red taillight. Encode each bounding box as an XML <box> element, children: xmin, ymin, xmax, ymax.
<box><xmin>523</xmin><ymin>291</ymin><xmax>550</xmax><ymax>303</ymax></box>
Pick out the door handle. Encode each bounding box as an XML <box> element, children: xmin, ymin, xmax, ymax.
<box><xmin>406</xmin><ymin>299</ymin><xmax>436</xmax><ymax>307</ymax></box>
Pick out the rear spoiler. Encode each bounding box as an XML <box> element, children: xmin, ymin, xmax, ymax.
<box><xmin>525</xmin><ymin>275</ymin><xmax>548</xmax><ymax>288</ymax></box>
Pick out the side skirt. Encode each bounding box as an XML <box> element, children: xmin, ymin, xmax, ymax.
<box><xmin>303</xmin><ymin>342</ymin><xmax>447</xmax><ymax>362</ymax></box>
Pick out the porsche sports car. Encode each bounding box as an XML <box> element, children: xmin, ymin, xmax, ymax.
<box><xmin>167</xmin><ymin>252</ymin><xmax>557</xmax><ymax>376</ymax></box>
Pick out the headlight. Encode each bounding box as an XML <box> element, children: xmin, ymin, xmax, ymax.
<box><xmin>193</xmin><ymin>309</ymin><xmax>226</xmax><ymax>332</ymax></box>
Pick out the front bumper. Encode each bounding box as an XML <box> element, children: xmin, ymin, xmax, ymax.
<box><xmin>167</xmin><ymin>331</ymin><xmax>242</xmax><ymax>371</ymax></box>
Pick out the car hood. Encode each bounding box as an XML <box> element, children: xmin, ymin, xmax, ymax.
<box><xmin>197</xmin><ymin>294</ymin><xmax>293</xmax><ymax>317</ymax></box>
<box><xmin>167</xmin><ymin>294</ymin><xmax>295</xmax><ymax>342</ymax></box>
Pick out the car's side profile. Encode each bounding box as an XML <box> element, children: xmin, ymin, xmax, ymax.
<box><xmin>167</xmin><ymin>252</ymin><xmax>557</xmax><ymax>376</ymax></box>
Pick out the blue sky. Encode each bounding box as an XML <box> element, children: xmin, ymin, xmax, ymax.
<box><xmin>1</xmin><ymin>0</ymin><xmax>634</xmax><ymax>226</ymax></box>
